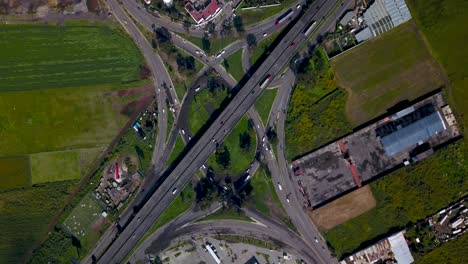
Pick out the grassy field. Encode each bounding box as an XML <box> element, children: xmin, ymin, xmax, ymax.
<box><xmin>30</xmin><ymin>150</ymin><xmax>81</xmax><ymax>184</ymax></box>
<box><xmin>189</xmin><ymin>87</ymin><xmax>230</xmax><ymax>135</ymax></box>
<box><xmin>407</xmin><ymin>0</ymin><xmax>468</xmax><ymax>131</ymax></box>
<box><xmin>331</xmin><ymin>22</ymin><xmax>445</xmax><ymax>125</ymax></box>
<box><xmin>208</xmin><ymin>115</ymin><xmax>256</xmax><ymax>175</ymax></box>
<box><xmin>0</xmin><ymin>22</ymin><xmax>143</xmax><ymax>92</ymax></box>
<box><xmin>238</xmin><ymin>0</ymin><xmax>295</xmax><ymax>26</ymax></box>
<box><xmin>255</xmin><ymin>88</ymin><xmax>278</xmax><ymax>124</ymax></box>
<box><xmin>167</xmin><ymin>135</ymin><xmax>185</xmax><ymax>167</ymax></box>
<box><xmin>0</xmin><ymin>156</ymin><xmax>30</xmax><ymax>190</ymax></box>
<box><xmin>246</xmin><ymin>168</ymin><xmax>284</xmax><ymax>218</ymax></box>
<box><xmin>324</xmin><ymin>141</ymin><xmax>468</xmax><ymax>258</ymax></box>
<box><xmin>0</xmin><ymin>180</ymin><xmax>78</xmax><ymax>263</ymax></box>
<box><xmin>62</xmin><ymin>194</ymin><xmax>103</xmax><ymax>238</ymax></box>
<box><xmin>223</xmin><ymin>50</ymin><xmax>245</xmax><ymax>81</ymax></box>
<box><xmin>250</xmin><ymin>31</ymin><xmax>282</xmax><ymax>65</ymax></box>
<box><xmin>415</xmin><ymin>233</ymin><xmax>468</xmax><ymax>264</ymax></box>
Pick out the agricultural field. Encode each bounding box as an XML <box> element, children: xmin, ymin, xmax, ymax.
<box><xmin>0</xmin><ymin>156</ymin><xmax>30</xmax><ymax>190</ymax></box>
<box><xmin>208</xmin><ymin>115</ymin><xmax>256</xmax><ymax>176</ymax></box>
<box><xmin>223</xmin><ymin>50</ymin><xmax>245</xmax><ymax>81</ymax></box>
<box><xmin>286</xmin><ymin>49</ymin><xmax>352</xmax><ymax>160</ymax></box>
<box><xmin>0</xmin><ymin>180</ymin><xmax>78</xmax><ymax>263</ymax></box>
<box><xmin>331</xmin><ymin>22</ymin><xmax>446</xmax><ymax>125</ymax></box>
<box><xmin>30</xmin><ymin>150</ymin><xmax>81</xmax><ymax>184</ymax></box>
<box><xmin>407</xmin><ymin>0</ymin><xmax>468</xmax><ymax>131</ymax></box>
<box><xmin>0</xmin><ymin>21</ymin><xmax>143</xmax><ymax>92</ymax></box>
<box><xmin>255</xmin><ymin>88</ymin><xmax>278</xmax><ymax>124</ymax></box>
<box><xmin>324</xmin><ymin>141</ymin><xmax>468</xmax><ymax>258</ymax></box>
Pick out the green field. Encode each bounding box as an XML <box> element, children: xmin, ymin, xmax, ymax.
<box><xmin>30</xmin><ymin>150</ymin><xmax>81</xmax><ymax>184</ymax></box>
<box><xmin>0</xmin><ymin>22</ymin><xmax>143</xmax><ymax>92</ymax></box>
<box><xmin>0</xmin><ymin>156</ymin><xmax>30</xmax><ymax>189</ymax></box>
<box><xmin>407</xmin><ymin>0</ymin><xmax>468</xmax><ymax>131</ymax></box>
<box><xmin>324</xmin><ymin>141</ymin><xmax>468</xmax><ymax>257</ymax></box>
<box><xmin>0</xmin><ymin>83</ymin><xmax>136</xmax><ymax>157</ymax></box>
<box><xmin>223</xmin><ymin>50</ymin><xmax>245</xmax><ymax>81</ymax></box>
<box><xmin>250</xmin><ymin>31</ymin><xmax>282</xmax><ymax>65</ymax></box>
<box><xmin>0</xmin><ymin>180</ymin><xmax>78</xmax><ymax>263</ymax></box>
<box><xmin>167</xmin><ymin>135</ymin><xmax>185</xmax><ymax>167</ymax></box>
<box><xmin>331</xmin><ymin>22</ymin><xmax>445</xmax><ymax>125</ymax></box>
<box><xmin>415</xmin><ymin>233</ymin><xmax>468</xmax><ymax>264</ymax></box>
<box><xmin>208</xmin><ymin>115</ymin><xmax>256</xmax><ymax>175</ymax></box>
<box><xmin>255</xmin><ymin>88</ymin><xmax>278</xmax><ymax>124</ymax></box>
<box><xmin>238</xmin><ymin>0</ymin><xmax>295</xmax><ymax>26</ymax></box>
<box><xmin>286</xmin><ymin>49</ymin><xmax>352</xmax><ymax>160</ymax></box>
<box><xmin>189</xmin><ymin>86</ymin><xmax>230</xmax><ymax>135</ymax></box>
<box><xmin>62</xmin><ymin>194</ymin><xmax>103</xmax><ymax>238</ymax></box>
<box><xmin>247</xmin><ymin>168</ymin><xmax>284</xmax><ymax>217</ymax></box>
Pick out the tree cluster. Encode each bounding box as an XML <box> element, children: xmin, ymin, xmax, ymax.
<box><xmin>176</xmin><ymin>54</ymin><xmax>196</xmax><ymax>71</ymax></box>
<box><xmin>239</xmin><ymin>132</ymin><xmax>251</xmax><ymax>151</ymax></box>
<box><xmin>155</xmin><ymin>26</ymin><xmax>171</xmax><ymax>43</ymax></box>
<box><xmin>233</xmin><ymin>16</ymin><xmax>244</xmax><ymax>32</ymax></box>
<box><xmin>215</xmin><ymin>145</ymin><xmax>231</xmax><ymax>169</ymax></box>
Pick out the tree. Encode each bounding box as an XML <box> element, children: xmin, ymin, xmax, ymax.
<box><xmin>183</xmin><ymin>20</ymin><xmax>191</xmax><ymax>31</ymax></box>
<box><xmin>205</xmin><ymin>21</ymin><xmax>216</xmax><ymax>34</ymax></box>
<box><xmin>215</xmin><ymin>145</ymin><xmax>231</xmax><ymax>169</ymax></box>
<box><xmin>155</xmin><ymin>27</ymin><xmax>171</xmax><ymax>43</ymax></box>
<box><xmin>239</xmin><ymin>132</ymin><xmax>251</xmax><ymax>151</ymax></box>
<box><xmin>266</xmin><ymin>127</ymin><xmax>277</xmax><ymax>144</ymax></box>
<box><xmin>233</xmin><ymin>16</ymin><xmax>244</xmax><ymax>32</ymax></box>
<box><xmin>207</xmin><ymin>76</ymin><xmax>223</xmax><ymax>93</ymax></box>
<box><xmin>202</xmin><ymin>36</ymin><xmax>211</xmax><ymax>52</ymax></box>
<box><xmin>246</xmin><ymin>33</ymin><xmax>257</xmax><ymax>47</ymax></box>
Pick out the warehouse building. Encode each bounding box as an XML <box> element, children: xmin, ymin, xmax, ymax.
<box><xmin>292</xmin><ymin>92</ymin><xmax>461</xmax><ymax>208</ymax></box>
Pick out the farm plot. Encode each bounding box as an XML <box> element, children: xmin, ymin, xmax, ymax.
<box><xmin>0</xmin><ymin>156</ymin><xmax>31</xmax><ymax>190</ymax></box>
<box><xmin>0</xmin><ymin>22</ymin><xmax>143</xmax><ymax>92</ymax></box>
<box><xmin>331</xmin><ymin>22</ymin><xmax>446</xmax><ymax>125</ymax></box>
<box><xmin>30</xmin><ymin>150</ymin><xmax>81</xmax><ymax>184</ymax></box>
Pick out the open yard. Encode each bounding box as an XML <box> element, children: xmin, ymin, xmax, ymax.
<box><xmin>323</xmin><ymin>141</ymin><xmax>468</xmax><ymax>258</ymax></box>
<box><xmin>0</xmin><ymin>156</ymin><xmax>30</xmax><ymax>190</ymax></box>
<box><xmin>30</xmin><ymin>150</ymin><xmax>81</xmax><ymax>184</ymax></box>
<box><xmin>62</xmin><ymin>194</ymin><xmax>104</xmax><ymax>238</ymax></box>
<box><xmin>0</xmin><ymin>180</ymin><xmax>78</xmax><ymax>263</ymax></box>
<box><xmin>189</xmin><ymin>86</ymin><xmax>230</xmax><ymax>135</ymax></box>
<box><xmin>331</xmin><ymin>22</ymin><xmax>446</xmax><ymax>126</ymax></box>
<box><xmin>310</xmin><ymin>185</ymin><xmax>376</xmax><ymax>230</ymax></box>
<box><xmin>0</xmin><ymin>21</ymin><xmax>143</xmax><ymax>92</ymax></box>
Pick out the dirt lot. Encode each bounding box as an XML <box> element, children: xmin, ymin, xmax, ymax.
<box><xmin>331</xmin><ymin>22</ymin><xmax>446</xmax><ymax>126</ymax></box>
<box><xmin>309</xmin><ymin>185</ymin><xmax>376</xmax><ymax>230</ymax></box>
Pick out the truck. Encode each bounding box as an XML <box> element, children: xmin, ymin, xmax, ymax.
<box><xmin>303</xmin><ymin>20</ymin><xmax>317</xmax><ymax>36</ymax></box>
<box><xmin>259</xmin><ymin>74</ymin><xmax>272</xmax><ymax>89</ymax></box>
<box><xmin>275</xmin><ymin>9</ymin><xmax>294</xmax><ymax>26</ymax></box>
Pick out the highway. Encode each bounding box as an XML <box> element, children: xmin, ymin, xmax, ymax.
<box><xmin>87</xmin><ymin>0</ymin><xmax>344</xmax><ymax>263</ymax></box>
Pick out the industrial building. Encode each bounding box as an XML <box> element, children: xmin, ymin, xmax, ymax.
<box><xmin>292</xmin><ymin>92</ymin><xmax>461</xmax><ymax>208</ymax></box>
<box><xmin>340</xmin><ymin>231</ymin><xmax>414</xmax><ymax>264</ymax></box>
<box><xmin>355</xmin><ymin>0</ymin><xmax>412</xmax><ymax>42</ymax></box>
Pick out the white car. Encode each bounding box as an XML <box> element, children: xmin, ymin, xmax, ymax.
<box><xmin>286</xmin><ymin>198</ymin><xmax>290</xmax><ymax>203</ymax></box>
<box><xmin>315</xmin><ymin>237</ymin><xmax>319</xmax><ymax>243</ymax></box>
<box><xmin>201</xmin><ymin>164</ymin><xmax>207</xmax><ymax>169</ymax></box>
<box><xmin>172</xmin><ymin>188</ymin><xmax>178</xmax><ymax>195</ymax></box>
<box><xmin>195</xmin><ymin>86</ymin><xmax>201</xmax><ymax>92</ymax></box>
<box><xmin>278</xmin><ymin>183</ymin><xmax>282</xmax><ymax>191</ymax></box>
<box><xmin>263</xmin><ymin>32</ymin><xmax>268</xmax><ymax>37</ymax></box>
<box><xmin>181</xmin><ymin>129</ymin><xmax>185</xmax><ymax>135</ymax></box>
<box><xmin>195</xmin><ymin>50</ymin><xmax>200</xmax><ymax>55</ymax></box>
<box><xmin>296</xmin><ymin>4</ymin><xmax>301</xmax><ymax>9</ymax></box>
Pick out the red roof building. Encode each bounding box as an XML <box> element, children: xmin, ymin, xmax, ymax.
<box><xmin>185</xmin><ymin>0</ymin><xmax>221</xmax><ymax>24</ymax></box>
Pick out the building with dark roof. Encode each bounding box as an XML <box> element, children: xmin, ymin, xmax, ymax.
<box><xmin>244</xmin><ymin>256</ymin><xmax>260</xmax><ymax>264</ymax></box>
<box><xmin>292</xmin><ymin>92</ymin><xmax>461</xmax><ymax>208</ymax></box>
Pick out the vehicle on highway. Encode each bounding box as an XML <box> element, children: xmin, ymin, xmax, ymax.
<box><xmin>195</xmin><ymin>50</ymin><xmax>200</xmax><ymax>55</ymax></box>
<box><xmin>296</xmin><ymin>4</ymin><xmax>301</xmax><ymax>9</ymax></box>
<box><xmin>215</xmin><ymin>49</ymin><xmax>226</xmax><ymax>58</ymax></box>
<box><xmin>303</xmin><ymin>20</ymin><xmax>317</xmax><ymax>36</ymax></box>
<box><xmin>263</xmin><ymin>32</ymin><xmax>268</xmax><ymax>37</ymax></box>
<box><xmin>278</xmin><ymin>182</ymin><xmax>283</xmax><ymax>191</ymax></box>
<box><xmin>315</xmin><ymin>237</ymin><xmax>319</xmax><ymax>243</ymax></box>
<box><xmin>286</xmin><ymin>198</ymin><xmax>290</xmax><ymax>203</ymax></box>
<box><xmin>172</xmin><ymin>188</ymin><xmax>178</xmax><ymax>195</ymax></box>
<box><xmin>181</xmin><ymin>129</ymin><xmax>185</xmax><ymax>135</ymax></box>
<box><xmin>244</xmin><ymin>174</ymin><xmax>251</xmax><ymax>182</ymax></box>
<box><xmin>201</xmin><ymin>164</ymin><xmax>206</xmax><ymax>169</ymax></box>
<box><xmin>291</xmin><ymin>41</ymin><xmax>296</xmax><ymax>47</ymax></box>
<box><xmin>275</xmin><ymin>9</ymin><xmax>293</xmax><ymax>26</ymax></box>
<box><xmin>195</xmin><ymin>86</ymin><xmax>201</xmax><ymax>92</ymax></box>
<box><xmin>260</xmin><ymin>74</ymin><xmax>272</xmax><ymax>89</ymax></box>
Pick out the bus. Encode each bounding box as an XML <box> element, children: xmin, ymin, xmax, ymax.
<box><xmin>260</xmin><ymin>74</ymin><xmax>272</xmax><ymax>89</ymax></box>
<box><xmin>303</xmin><ymin>20</ymin><xmax>317</xmax><ymax>36</ymax></box>
<box><xmin>275</xmin><ymin>9</ymin><xmax>294</xmax><ymax>26</ymax></box>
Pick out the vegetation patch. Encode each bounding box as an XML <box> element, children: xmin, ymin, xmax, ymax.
<box><xmin>0</xmin><ymin>180</ymin><xmax>78</xmax><ymax>263</ymax></box>
<box><xmin>30</xmin><ymin>150</ymin><xmax>81</xmax><ymax>184</ymax></box>
<box><xmin>223</xmin><ymin>50</ymin><xmax>245</xmax><ymax>81</ymax></box>
<box><xmin>0</xmin><ymin>156</ymin><xmax>31</xmax><ymax>190</ymax></box>
<box><xmin>324</xmin><ymin>141</ymin><xmax>468</xmax><ymax>258</ymax></box>
<box><xmin>0</xmin><ymin>22</ymin><xmax>143</xmax><ymax>92</ymax></box>
<box><xmin>255</xmin><ymin>88</ymin><xmax>278</xmax><ymax>124</ymax></box>
<box><xmin>250</xmin><ymin>31</ymin><xmax>282</xmax><ymax>65</ymax></box>
<box><xmin>167</xmin><ymin>135</ymin><xmax>186</xmax><ymax>167</ymax></box>
<box><xmin>414</xmin><ymin>233</ymin><xmax>468</xmax><ymax>264</ymax></box>
<box><xmin>286</xmin><ymin>48</ymin><xmax>352</xmax><ymax>160</ymax></box>
<box><xmin>331</xmin><ymin>22</ymin><xmax>445</xmax><ymax>125</ymax></box>
<box><xmin>208</xmin><ymin>115</ymin><xmax>256</xmax><ymax>176</ymax></box>
<box><xmin>238</xmin><ymin>0</ymin><xmax>295</xmax><ymax>26</ymax></box>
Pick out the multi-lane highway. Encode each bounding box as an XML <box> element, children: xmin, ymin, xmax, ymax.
<box><xmin>86</xmin><ymin>0</ymin><xmax>344</xmax><ymax>263</ymax></box>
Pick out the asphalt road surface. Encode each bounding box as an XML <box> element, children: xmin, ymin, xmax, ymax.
<box><xmin>87</xmin><ymin>1</ymin><xmax>344</xmax><ymax>263</ymax></box>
